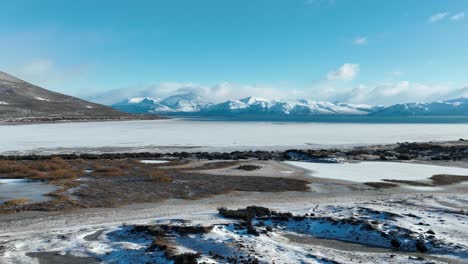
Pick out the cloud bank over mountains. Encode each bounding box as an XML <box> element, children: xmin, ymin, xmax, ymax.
<box><xmin>86</xmin><ymin>63</ymin><xmax>468</xmax><ymax>107</ymax></box>
<box><xmin>89</xmin><ymin>80</ymin><xmax>468</xmax><ymax>107</ymax></box>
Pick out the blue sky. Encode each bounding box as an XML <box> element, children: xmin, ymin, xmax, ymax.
<box><xmin>1</xmin><ymin>0</ymin><xmax>467</xmax><ymax>105</ymax></box>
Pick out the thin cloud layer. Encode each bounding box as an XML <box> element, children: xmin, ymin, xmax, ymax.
<box><xmin>451</xmin><ymin>12</ymin><xmax>465</xmax><ymax>21</ymax></box>
<box><xmin>429</xmin><ymin>12</ymin><xmax>450</xmax><ymax>23</ymax></box>
<box><xmin>7</xmin><ymin>58</ymin><xmax>88</xmax><ymax>87</ymax></box>
<box><xmin>428</xmin><ymin>11</ymin><xmax>465</xmax><ymax>23</ymax></box>
<box><xmin>352</xmin><ymin>37</ymin><xmax>368</xmax><ymax>45</ymax></box>
<box><xmin>329</xmin><ymin>81</ymin><xmax>468</xmax><ymax>105</ymax></box>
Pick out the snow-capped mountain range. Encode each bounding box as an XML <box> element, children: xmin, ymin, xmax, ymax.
<box><xmin>112</xmin><ymin>93</ymin><xmax>468</xmax><ymax>116</ymax></box>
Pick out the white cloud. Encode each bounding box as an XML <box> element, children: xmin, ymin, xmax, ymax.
<box><xmin>87</xmin><ymin>79</ymin><xmax>468</xmax><ymax>107</ymax></box>
<box><xmin>326</xmin><ymin>64</ymin><xmax>360</xmax><ymax>81</ymax></box>
<box><xmin>87</xmin><ymin>82</ymin><xmax>291</xmax><ymax>105</ymax></box>
<box><xmin>329</xmin><ymin>81</ymin><xmax>468</xmax><ymax>105</ymax></box>
<box><xmin>389</xmin><ymin>70</ymin><xmax>404</xmax><ymax>77</ymax></box>
<box><xmin>352</xmin><ymin>37</ymin><xmax>368</xmax><ymax>45</ymax></box>
<box><xmin>8</xmin><ymin>58</ymin><xmax>88</xmax><ymax>87</ymax></box>
<box><xmin>428</xmin><ymin>12</ymin><xmax>450</xmax><ymax>23</ymax></box>
<box><xmin>451</xmin><ymin>12</ymin><xmax>465</xmax><ymax>21</ymax></box>
<box><xmin>304</xmin><ymin>0</ymin><xmax>336</xmax><ymax>7</ymax></box>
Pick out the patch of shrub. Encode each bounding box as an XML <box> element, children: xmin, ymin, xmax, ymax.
<box><xmin>1</xmin><ymin>198</ymin><xmax>29</xmax><ymax>207</ymax></box>
<box><xmin>0</xmin><ymin>161</ymin><xmax>23</xmax><ymax>174</ymax></box>
<box><xmin>94</xmin><ymin>166</ymin><xmax>124</xmax><ymax>177</ymax></box>
<box><xmin>430</xmin><ymin>174</ymin><xmax>468</xmax><ymax>186</ymax></box>
<box><xmin>148</xmin><ymin>171</ymin><xmax>172</xmax><ymax>183</ymax></box>
<box><xmin>47</xmin><ymin>169</ymin><xmax>81</xmax><ymax>180</ymax></box>
<box><xmin>218</xmin><ymin>206</ymin><xmax>271</xmax><ymax>221</ymax></box>
<box><xmin>236</xmin><ymin>165</ymin><xmax>261</xmax><ymax>171</ymax></box>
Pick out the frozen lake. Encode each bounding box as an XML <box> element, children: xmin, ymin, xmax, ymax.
<box><xmin>1</xmin><ymin>119</ymin><xmax>468</xmax><ymax>154</ymax></box>
<box><xmin>286</xmin><ymin>161</ymin><xmax>468</xmax><ymax>183</ymax></box>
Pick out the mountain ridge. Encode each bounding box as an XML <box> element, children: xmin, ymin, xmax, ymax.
<box><xmin>113</xmin><ymin>93</ymin><xmax>468</xmax><ymax>117</ymax></box>
<box><xmin>0</xmin><ymin>71</ymin><xmax>157</xmax><ymax>123</ymax></box>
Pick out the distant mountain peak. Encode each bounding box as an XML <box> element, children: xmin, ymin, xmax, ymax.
<box><xmin>113</xmin><ymin>95</ymin><xmax>377</xmax><ymax>116</ymax></box>
<box><xmin>239</xmin><ymin>96</ymin><xmax>269</xmax><ymax>105</ymax></box>
<box><xmin>112</xmin><ymin>94</ymin><xmax>468</xmax><ymax>117</ymax></box>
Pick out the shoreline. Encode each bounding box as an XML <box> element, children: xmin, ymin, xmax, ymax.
<box><xmin>0</xmin><ymin>115</ymin><xmax>166</xmax><ymax>126</ymax></box>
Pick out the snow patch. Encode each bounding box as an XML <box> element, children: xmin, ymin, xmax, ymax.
<box><xmin>35</xmin><ymin>97</ymin><xmax>49</xmax><ymax>101</ymax></box>
<box><xmin>139</xmin><ymin>160</ymin><xmax>169</xmax><ymax>164</ymax></box>
<box><xmin>286</xmin><ymin>161</ymin><xmax>468</xmax><ymax>183</ymax></box>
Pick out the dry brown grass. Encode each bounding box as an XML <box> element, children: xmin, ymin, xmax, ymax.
<box><xmin>46</xmin><ymin>169</ymin><xmax>81</xmax><ymax>180</ymax></box>
<box><xmin>29</xmin><ymin>157</ymin><xmax>71</xmax><ymax>171</ymax></box>
<box><xmin>148</xmin><ymin>171</ymin><xmax>173</xmax><ymax>183</ymax></box>
<box><xmin>1</xmin><ymin>198</ymin><xmax>29</xmax><ymax>207</ymax></box>
<box><xmin>94</xmin><ymin>166</ymin><xmax>124</xmax><ymax>177</ymax></box>
<box><xmin>0</xmin><ymin>158</ymin><xmax>82</xmax><ymax>180</ymax></box>
<box><xmin>0</xmin><ymin>160</ymin><xmax>22</xmax><ymax>174</ymax></box>
<box><xmin>430</xmin><ymin>174</ymin><xmax>468</xmax><ymax>185</ymax></box>
<box><xmin>0</xmin><ymin>162</ymin><xmax>46</xmax><ymax>178</ymax></box>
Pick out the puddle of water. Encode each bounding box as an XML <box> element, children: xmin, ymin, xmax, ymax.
<box><xmin>285</xmin><ymin>161</ymin><xmax>468</xmax><ymax>183</ymax></box>
<box><xmin>0</xmin><ymin>179</ymin><xmax>57</xmax><ymax>204</ymax></box>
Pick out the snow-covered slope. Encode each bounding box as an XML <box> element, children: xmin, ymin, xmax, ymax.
<box><xmin>371</xmin><ymin>97</ymin><xmax>468</xmax><ymax>116</ymax></box>
<box><xmin>113</xmin><ymin>93</ymin><xmax>468</xmax><ymax>116</ymax></box>
<box><xmin>113</xmin><ymin>94</ymin><xmax>376</xmax><ymax>116</ymax></box>
<box><xmin>113</xmin><ymin>93</ymin><xmax>210</xmax><ymax>114</ymax></box>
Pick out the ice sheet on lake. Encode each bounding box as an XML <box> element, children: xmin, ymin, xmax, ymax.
<box><xmin>1</xmin><ymin>119</ymin><xmax>468</xmax><ymax>154</ymax></box>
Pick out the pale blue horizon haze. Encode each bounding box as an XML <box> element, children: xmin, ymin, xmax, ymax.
<box><xmin>0</xmin><ymin>0</ymin><xmax>467</xmax><ymax>105</ymax></box>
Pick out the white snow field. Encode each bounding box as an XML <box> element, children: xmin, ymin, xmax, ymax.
<box><xmin>285</xmin><ymin>161</ymin><xmax>468</xmax><ymax>183</ymax></box>
<box><xmin>1</xmin><ymin>119</ymin><xmax>468</xmax><ymax>154</ymax></box>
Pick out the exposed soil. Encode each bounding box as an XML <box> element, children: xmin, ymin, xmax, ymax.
<box><xmin>430</xmin><ymin>174</ymin><xmax>468</xmax><ymax>185</ymax></box>
<box><xmin>364</xmin><ymin>182</ymin><xmax>399</xmax><ymax>189</ymax></box>
<box><xmin>383</xmin><ymin>179</ymin><xmax>433</xmax><ymax>187</ymax></box>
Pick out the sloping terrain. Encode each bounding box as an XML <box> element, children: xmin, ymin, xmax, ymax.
<box><xmin>370</xmin><ymin>97</ymin><xmax>468</xmax><ymax>116</ymax></box>
<box><xmin>0</xmin><ymin>71</ymin><xmax>154</xmax><ymax>122</ymax></box>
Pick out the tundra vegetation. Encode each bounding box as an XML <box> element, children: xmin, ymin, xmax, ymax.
<box><xmin>0</xmin><ymin>157</ymin><xmax>308</xmax><ymax>214</ymax></box>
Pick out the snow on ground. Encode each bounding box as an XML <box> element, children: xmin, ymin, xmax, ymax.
<box><xmin>139</xmin><ymin>160</ymin><xmax>169</xmax><ymax>164</ymax></box>
<box><xmin>286</xmin><ymin>161</ymin><xmax>468</xmax><ymax>183</ymax></box>
<box><xmin>2</xmin><ymin>194</ymin><xmax>467</xmax><ymax>263</ymax></box>
<box><xmin>34</xmin><ymin>97</ymin><xmax>49</xmax><ymax>101</ymax></box>
<box><xmin>0</xmin><ymin>101</ymin><xmax>8</xmax><ymax>105</ymax></box>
